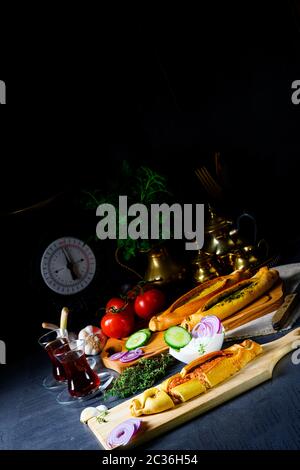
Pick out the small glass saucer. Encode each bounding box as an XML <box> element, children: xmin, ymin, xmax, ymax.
<box><xmin>42</xmin><ymin>375</ymin><xmax>66</xmax><ymax>390</ymax></box>
<box><xmin>42</xmin><ymin>357</ymin><xmax>96</xmax><ymax>390</ymax></box>
<box><xmin>56</xmin><ymin>370</ymin><xmax>118</xmax><ymax>406</ymax></box>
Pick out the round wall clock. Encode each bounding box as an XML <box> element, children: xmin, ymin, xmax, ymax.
<box><xmin>40</xmin><ymin>237</ymin><xmax>96</xmax><ymax>295</ymax></box>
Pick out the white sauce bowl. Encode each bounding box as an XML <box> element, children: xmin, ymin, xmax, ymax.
<box><xmin>169</xmin><ymin>332</ymin><xmax>224</xmax><ymax>364</ymax></box>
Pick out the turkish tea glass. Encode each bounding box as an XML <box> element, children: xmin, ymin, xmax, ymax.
<box><xmin>38</xmin><ymin>329</ymin><xmax>69</xmax><ymax>389</ymax></box>
<box><xmin>54</xmin><ymin>339</ymin><xmax>101</xmax><ymax>397</ymax></box>
<box><xmin>54</xmin><ymin>338</ymin><xmax>116</xmax><ymax>405</ymax></box>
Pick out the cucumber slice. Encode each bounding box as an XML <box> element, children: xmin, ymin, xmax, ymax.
<box><xmin>125</xmin><ymin>331</ymin><xmax>149</xmax><ymax>350</ymax></box>
<box><xmin>138</xmin><ymin>328</ymin><xmax>152</xmax><ymax>340</ymax></box>
<box><xmin>164</xmin><ymin>326</ymin><xmax>192</xmax><ymax>350</ymax></box>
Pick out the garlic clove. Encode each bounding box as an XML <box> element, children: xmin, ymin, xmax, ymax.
<box><xmin>85</xmin><ymin>325</ymin><xmax>94</xmax><ymax>334</ymax></box>
<box><xmin>80</xmin><ymin>407</ymin><xmax>99</xmax><ymax>424</ymax></box>
<box><xmin>84</xmin><ymin>344</ymin><xmax>93</xmax><ymax>355</ymax></box>
<box><xmin>96</xmin><ymin>405</ymin><xmax>108</xmax><ymax>413</ymax></box>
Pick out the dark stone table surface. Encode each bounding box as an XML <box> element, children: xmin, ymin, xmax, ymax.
<box><xmin>0</xmin><ymin>325</ymin><xmax>299</xmax><ymax>451</ymax></box>
<box><xmin>1</xmin><ymin>262</ymin><xmax>300</xmax><ymax>451</ymax></box>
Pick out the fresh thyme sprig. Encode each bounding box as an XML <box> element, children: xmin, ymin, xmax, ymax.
<box><xmin>104</xmin><ymin>353</ymin><xmax>175</xmax><ymax>399</ymax></box>
<box><xmin>96</xmin><ymin>410</ymin><xmax>109</xmax><ymax>424</ymax></box>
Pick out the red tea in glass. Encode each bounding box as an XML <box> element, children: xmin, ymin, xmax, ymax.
<box><xmin>54</xmin><ymin>340</ymin><xmax>100</xmax><ymax>397</ymax></box>
<box><xmin>45</xmin><ymin>337</ymin><xmax>69</xmax><ymax>381</ymax></box>
<box><xmin>38</xmin><ymin>329</ymin><xmax>69</xmax><ymax>383</ymax></box>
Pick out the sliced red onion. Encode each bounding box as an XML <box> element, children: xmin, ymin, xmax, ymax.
<box><xmin>203</xmin><ymin>321</ymin><xmax>214</xmax><ymax>337</ymax></box>
<box><xmin>107</xmin><ymin>419</ymin><xmax>141</xmax><ymax>448</ymax></box>
<box><xmin>192</xmin><ymin>316</ymin><xmax>222</xmax><ymax>338</ymax></box>
<box><xmin>119</xmin><ymin>348</ymin><xmax>144</xmax><ymax>363</ymax></box>
<box><xmin>122</xmin><ymin>418</ymin><xmax>142</xmax><ymax>434</ymax></box>
<box><xmin>192</xmin><ymin>322</ymin><xmax>208</xmax><ymax>338</ymax></box>
<box><xmin>191</xmin><ymin>322</ymin><xmax>202</xmax><ymax>334</ymax></box>
<box><xmin>217</xmin><ymin>320</ymin><xmax>223</xmax><ymax>334</ymax></box>
<box><xmin>202</xmin><ymin>315</ymin><xmax>222</xmax><ymax>335</ymax></box>
<box><xmin>109</xmin><ymin>351</ymin><xmax>128</xmax><ymax>361</ymax></box>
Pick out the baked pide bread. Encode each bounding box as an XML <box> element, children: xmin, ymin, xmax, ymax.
<box><xmin>181</xmin><ymin>267</ymin><xmax>279</xmax><ymax>331</ymax></box>
<box><xmin>130</xmin><ymin>387</ymin><xmax>175</xmax><ymax>417</ymax></box>
<box><xmin>130</xmin><ymin>340</ymin><xmax>263</xmax><ymax>416</ymax></box>
<box><xmin>148</xmin><ymin>270</ymin><xmax>250</xmax><ymax>332</ymax></box>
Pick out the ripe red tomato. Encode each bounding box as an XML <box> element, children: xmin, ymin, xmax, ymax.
<box><xmin>106</xmin><ymin>297</ymin><xmax>130</xmax><ymax>313</ymax></box>
<box><xmin>101</xmin><ymin>298</ymin><xmax>135</xmax><ymax>339</ymax></box>
<box><xmin>134</xmin><ymin>288</ymin><xmax>166</xmax><ymax>320</ymax></box>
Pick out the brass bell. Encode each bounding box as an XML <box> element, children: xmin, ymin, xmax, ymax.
<box><xmin>143</xmin><ymin>246</ymin><xmax>186</xmax><ymax>286</ymax></box>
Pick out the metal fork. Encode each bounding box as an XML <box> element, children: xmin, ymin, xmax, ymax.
<box><xmin>195</xmin><ymin>166</ymin><xmax>223</xmax><ymax>199</ymax></box>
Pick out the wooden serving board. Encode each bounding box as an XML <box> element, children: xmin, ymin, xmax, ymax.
<box><xmin>90</xmin><ymin>327</ymin><xmax>300</xmax><ymax>450</ymax></box>
<box><xmin>101</xmin><ymin>329</ymin><xmax>168</xmax><ymax>373</ymax></box>
<box><xmin>101</xmin><ymin>281</ymin><xmax>284</xmax><ymax>373</ymax></box>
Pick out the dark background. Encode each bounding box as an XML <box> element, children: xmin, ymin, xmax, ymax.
<box><xmin>0</xmin><ymin>2</ymin><xmax>300</xmax><ymax>363</ymax></box>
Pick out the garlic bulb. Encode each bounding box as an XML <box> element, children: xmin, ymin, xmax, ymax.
<box><xmin>78</xmin><ymin>326</ymin><xmax>107</xmax><ymax>355</ymax></box>
<box><xmin>80</xmin><ymin>407</ymin><xmax>99</xmax><ymax>424</ymax></box>
<box><xmin>96</xmin><ymin>405</ymin><xmax>108</xmax><ymax>413</ymax></box>
<box><xmin>80</xmin><ymin>405</ymin><xmax>109</xmax><ymax>424</ymax></box>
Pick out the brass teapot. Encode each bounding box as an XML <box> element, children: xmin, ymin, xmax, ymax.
<box><xmin>203</xmin><ymin>205</ymin><xmax>257</xmax><ymax>257</ymax></box>
<box><xmin>225</xmin><ymin>240</ymin><xmax>269</xmax><ymax>271</ymax></box>
<box><xmin>203</xmin><ymin>205</ymin><xmax>234</xmax><ymax>256</ymax></box>
<box><xmin>192</xmin><ymin>206</ymin><xmax>269</xmax><ymax>281</ymax></box>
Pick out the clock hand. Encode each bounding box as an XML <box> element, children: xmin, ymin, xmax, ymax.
<box><xmin>62</xmin><ymin>247</ymin><xmax>72</xmax><ymax>263</ymax></box>
<box><xmin>55</xmin><ymin>267</ymin><xmax>66</xmax><ymax>274</ymax></box>
<box><xmin>62</xmin><ymin>248</ymin><xmax>79</xmax><ymax>280</ymax></box>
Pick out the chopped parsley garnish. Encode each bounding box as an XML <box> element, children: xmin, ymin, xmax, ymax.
<box><xmin>203</xmin><ymin>281</ymin><xmax>259</xmax><ymax>310</ymax></box>
<box><xmin>198</xmin><ymin>344</ymin><xmax>206</xmax><ymax>355</ymax></box>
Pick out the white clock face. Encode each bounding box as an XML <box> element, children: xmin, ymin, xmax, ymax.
<box><xmin>41</xmin><ymin>237</ymin><xmax>96</xmax><ymax>295</ymax></box>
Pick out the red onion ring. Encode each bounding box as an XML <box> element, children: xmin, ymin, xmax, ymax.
<box><xmin>109</xmin><ymin>351</ymin><xmax>128</xmax><ymax>361</ymax></box>
<box><xmin>206</xmin><ymin>322</ymin><xmax>215</xmax><ymax>337</ymax></box>
<box><xmin>202</xmin><ymin>315</ymin><xmax>222</xmax><ymax>335</ymax></box>
<box><xmin>192</xmin><ymin>316</ymin><xmax>222</xmax><ymax>338</ymax></box>
<box><xmin>192</xmin><ymin>322</ymin><xmax>208</xmax><ymax>337</ymax></box>
<box><xmin>119</xmin><ymin>348</ymin><xmax>144</xmax><ymax>363</ymax></box>
<box><xmin>123</xmin><ymin>418</ymin><xmax>142</xmax><ymax>434</ymax></box>
<box><xmin>107</xmin><ymin>419</ymin><xmax>142</xmax><ymax>448</ymax></box>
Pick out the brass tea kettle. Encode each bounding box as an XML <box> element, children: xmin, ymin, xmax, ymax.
<box><xmin>192</xmin><ymin>205</ymin><xmax>269</xmax><ymax>282</ymax></box>
<box><xmin>203</xmin><ymin>205</ymin><xmax>258</xmax><ymax>257</ymax></box>
<box><xmin>225</xmin><ymin>240</ymin><xmax>269</xmax><ymax>271</ymax></box>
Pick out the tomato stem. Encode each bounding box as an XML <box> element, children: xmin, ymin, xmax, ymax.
<box><xmin>108</xmin><ymin>302</ymin><xmax>129</xmax><ymax>314</ymax></box>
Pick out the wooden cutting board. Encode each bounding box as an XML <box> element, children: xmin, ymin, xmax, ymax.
<box><xmin>101</xmin><ymin>329</ymin><xmax>168</xmax><ymax>373</ymax></box>
<box><xmin>89</xmin><ymin>327</ymin><xmax>300</xmax><ymax>449</ymax></box>
<box><xmin>101</xmin><ymin>281</ymin><xmax>284</xmax><ymax>373</ymax></box>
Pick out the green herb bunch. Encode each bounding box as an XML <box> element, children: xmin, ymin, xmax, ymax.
<box><xmin>82</xmin><ymin>161</ymin><xmax>172</xmax><ymax>260</ymax></box>
<box><xmin>104</xmin><ymin>353</ymin><xmax>175</xmax><ymax>399</ymax></box>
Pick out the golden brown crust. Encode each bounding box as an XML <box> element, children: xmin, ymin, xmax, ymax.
<box><xmin>148</xmin><ymin>270</ymin><xmax>250</xmax><ymax>332</ymax></box>
<box><xmin>181</xmin><ymin>267</ymin><xmax>279</xmax><ymax>331</ymax></box>
<box><xmin>130</xmin><ymin>340</ymin><xmax>263</xmax><ymax>416</ymax></box>
<box><xmin>181</xmin><ymin>350</ymin><xmax>228</xmax><ymax>376</ymax></box>
<box><xmin>130</xmin><ymin>387</ymin><xmax>175</xmax><ymax>416</ymax></box>
<box><xmin>160</xmin><ymin>374</ymin><xmax>182</xmax><ymax>393</ymax></box>
<box><xmin>169</xmin><ymin>379</ymin><xmax>207</xmax><ymax>402</ymax></box>
<box><xmin>202</xmin><ymin>340</ymin><xmax>263</xmax><ymax>387</ymax></box>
